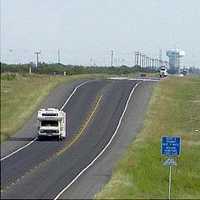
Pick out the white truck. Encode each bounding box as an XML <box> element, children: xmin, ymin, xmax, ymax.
<box><xmin>160</xmin><ymin>66</ymin><xmax>168</xmax><ymax>78</ymax></box>
<box><xmin>37</xmin><ymin>108</ymin><xmax>66</xmax><ymax>140</ymax></box>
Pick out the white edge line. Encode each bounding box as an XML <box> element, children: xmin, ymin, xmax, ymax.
<box><xmin>60</xmin><ymin>81</ymin><xmax>90</xmax><ymax>111</ymax></box>
<box><xmin>0</xmin><ymin>80</ymin><xmax>91</xmax><ymax>162</ymax></box>
<box><xmin>0</xmin><ymin>138</ymin><xmax>37</xmax><ymax>161</ymax></box>
<box><xmin>108</xmin><ymin>77</ymin><xmax>160</xmax><ymax>82</ymax></box>
<box><xmin>54</xmin><ymin>81</ymin><xmax>142</xmax><ymax>200</ymax></box>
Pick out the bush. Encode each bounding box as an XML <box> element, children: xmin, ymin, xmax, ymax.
<box><xmin>1</xmin><ymin>62</ymin><xmax>158</xmax><ymax>75</ymax></box>
<box><xmin>1</xmin><ymin>73</ymin><xmax>17</xmax><ymax>81</ymax></box>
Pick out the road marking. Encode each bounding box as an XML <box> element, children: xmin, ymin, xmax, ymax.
<box><xmin>54</xmin><ymin>81</ymin><xmax>142</xmax><ymax>200</ymax></box>
<box><xmin>0</xmin><ymin>95</ymin><xmax>102</xmax><ymax>192</ymax></box>
<box><xmin>0</xmin><ymin>81</ymin><xmax>90</xmax><ymax>162</ymax></box>
<box><xmin>0</xmin><ymin>138</ymin><xmax>37</xmax><ymax>162</ymax></box>
<box><xmin>60</xmin><ymin>81</ymin><xmax>90</xmax><ymax>111</ymax></box>
<box><xmin>108</xmin><ymin>77</ymin><xmax>160</xmax><ymax>82</ymax></box>
<box><xmin>57</xmin><ymin>95</ymin><xmax>102</xmax><ymax>156</ymax></box>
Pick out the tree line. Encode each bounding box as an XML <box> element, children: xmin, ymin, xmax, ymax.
<box><xmin>1</xmin><ymin>62</ymin><xmax>158</xmax><ymax>75</ymax></box>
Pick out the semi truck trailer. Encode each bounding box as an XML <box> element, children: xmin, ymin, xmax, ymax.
<box><xmin>37</xmin><ymin>108</ymin><xmax>66</xmax><ymax>140</ymax></box>
<box><xmin>160</xmin><ymin>66</ymin><xmax>168</xmax><ymax>78</ymax></box>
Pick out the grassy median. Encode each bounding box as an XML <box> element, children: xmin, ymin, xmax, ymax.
<box><xmin>96</xmin><ymin>76</ymin><xmax>200</xmax><ymax>199</ymax></box>
<box><xmin>0</xmin><ymin>73</ymin><xmax>106</xmax><ymax>142</ymax></box>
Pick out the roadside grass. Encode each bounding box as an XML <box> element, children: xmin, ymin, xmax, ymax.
<box><xmin>0</xmin><ymin>73</ymin><xmax>107</xmax><ymax>142</ymax></box>
<box><xmin>96</xmin><ymin>76</ymin><xmax>200</xmax><ymax>199</ymax></box>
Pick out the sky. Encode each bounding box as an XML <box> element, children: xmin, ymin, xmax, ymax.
<box><xmin>1</xmin><ymin>0</ymin><xmax>200</xmax><ymax>66</ymax></box>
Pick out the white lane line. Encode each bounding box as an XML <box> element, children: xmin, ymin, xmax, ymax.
<box><xmin>60</xmin><ymin>81</ymin><xmax>90</xmax><ymax>111</ymax></box>
<box><xmin>128</xmin><ymin>78</ymin><xmax>160</xmax><ymax>82</ymax></box>
<box><xmin>54</xmin><ymin>81</ymin><xmax>142</xmax><ymax>200</ymax></box>
<box><xmin>108</xmin><ymin>77</ymin><xmax>160</xmax><ymax>82</ymax></box>
<box><xmin>0</xmin><ymin>81</ymin><xmax>91</xmax><ymax>162</ymax></box>
<box><xmin>0</xmin><ymin>138</ymin><xmax>38</xmax><ymax>161</ymax></box>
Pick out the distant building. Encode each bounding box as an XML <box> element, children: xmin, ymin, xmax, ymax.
<box><xmin>166</xmin><ymin>49</ymin><xmax>185</xmax><ymax>74</ymax></box>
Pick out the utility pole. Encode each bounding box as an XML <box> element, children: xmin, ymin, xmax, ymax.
<box><xmin>29</xmin><ymin>64</ymin><xmax>32</xmax><ymax>75</ymax></box>
<box><xmin>155</xmin><ymin>59</ymin><xmax>158</xmax><ymax>69</ymax></box>
<box><xmin>135</xmin><ymin>52</ymin><xmax>137</xmax><ymax>66</ymax></box>
<box><xmin>157</xmin><ymin>59</ymin><xmax>160</xmax><ymax>68</ymax></box>
<box><xmin>155</xmin><ymin>58</ymin><xmax>158</xmax><ymax>69</ymax></box>
<box><xmin>144</xmin><ymin>54</ymin><xmax>146</xmax><ymax>68</ymax></box>
<box><xmin>141</xmin><ymin>54</ymin><xmax>145</xmax><ymax>68</ymax></box>
<box><xmin>135</xmin><ymin>51</ymin><xmax>139</xmax><ymax>66</ymax></box>
<box><xmin>90</xmin><ymin>57</ymin><xmax>93</xmax><ymax>67</ymax></box>
<box><xmin>146</xmin><ymin>56</ymin><xmax>149</xmax><ymax>68</ymax></box>
<box><xmin>35</xmin><ymin>51</ymin><xmax>41</xmax><ymax>68</ymax></box>
<box><xmin>147</xmin><ymin>56</ymin><xmax>149</xmax><ymax>68</ymax></box>
<box><xmin>146</xmin><ymin>56</ymin><xmax>148</xmax><ymax>68</ymax></box>
<box><xmin>152</xmin><ymin>58</ymin><xmax>155</xmax><ymax>69</ymax></box>
<box><xmin>141</xmin><ymin>54</ymin><xmax>143</xmax><ymax>68</ymax></box>
<box><xmin>58</xmin><ymin>49</ymin><xmax>60</xmax><ymax>64</ymax></box>
<box><xmin>138</xmin><ymin>52</ymin><xmax>141</xmax><ymax>67</ymax></box>
<box><xmin>150</xmin><ymin>57</ymin><xmax>152</xmax><ymax>68</ymax></box>
<box><xmin>159</xmin><ymin>49</ymin><xmax>163</xmax><ymax>67</ymax></box>
<box><xmin>165</xmin><ymin>61</ymin><xmax>169</xmax><ymax>68</ymax></box>
<box><xmin>144</xmin><ymin>55</ymin><xmax>147</xmax><ymax>68</ymax></box>
<box><xmin>111</xmin><ymin>50</ymin><xmax>114</xmax><ymax>67</ymax></box>
<box><xmin>140</xmin><ymin>52</ymin><xmax>142</xmax><ymax>67</ymax></box>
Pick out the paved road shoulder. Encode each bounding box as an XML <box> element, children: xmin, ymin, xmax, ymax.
<box><xmin>0</xmin><ymin>80</ymin><xmax>88</xmax><ymax>159</ymax></box>
<box><xmin>59</xmin><ymin>81</ymin><xmax>155</xmax><ymax>199</ymax></box>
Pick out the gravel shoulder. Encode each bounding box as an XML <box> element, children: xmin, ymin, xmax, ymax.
<box><xmin>59</xmin><ymin>81</ymin><xmax>156</xmax><ymax>199</ymax></box>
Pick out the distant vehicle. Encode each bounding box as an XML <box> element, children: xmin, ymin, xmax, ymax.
<box><xmin>140</xmin><ymin>73</ymin><xmax>146</xmax><ymax>77</ymax></box>
<box><xmin>182</xmin><ymin>69</ymin><xmax>188</xmax><ymax>76</ymax></box>
<box><xmin>37</xmin><ymin>108</ymin><xmax>66</xmax><ymax>140</ymax></box>
<box><xmin>160</xmin><ymin>66</ymin><xmax>168</xmax><ymax>78</ymax></box>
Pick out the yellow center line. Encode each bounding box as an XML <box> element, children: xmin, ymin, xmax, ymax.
<box><xmin>56</xmin><ymin>95</ymin><xmax>102</xmax><ymax>156</ymax></box>
<box><xmin>1</xmin><ymin>95</ymin><xmax>103</xmax><ymax>193</ymax></box>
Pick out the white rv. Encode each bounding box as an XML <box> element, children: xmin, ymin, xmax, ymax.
<box><xmin>160</xmin><ymin>66</ymin><xmax>168</xmax><ymax>78</ymax></box>
<box><xmin>37</xmin><ymin>108</ymin><xmax>66</xmax><ymax>140</ymax></box>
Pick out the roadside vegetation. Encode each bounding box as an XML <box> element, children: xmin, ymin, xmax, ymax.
<box><xmin>96</xmin><ymin>76</ymin><xmax>200</xmax><ymax>199</ymax></box>
<box><xmin>1</xmin><ymin>62</ymin><xmax>160</xmax><ymax>142</ymax></box>
<box><xmin>1</xmin><ymin>63</ymin><xmax>158</xmax><ymax>75</ymax></box>
<box><xmin>0</xmin><ymin>73</ymin><xmax>107</xmax><ymax>141</ymax></box>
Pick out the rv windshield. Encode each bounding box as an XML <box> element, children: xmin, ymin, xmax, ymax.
<box><xmin>41</xmin><ymin>120</ymin><xmax>58</xmax><ymax>127</ymax></box>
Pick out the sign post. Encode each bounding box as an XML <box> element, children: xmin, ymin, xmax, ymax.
<box><xmin>168</xmin><ymin>165</ymin><xmax>172</xmax><ymax>200</ymax></box>
<box><xmin>161</xmin><ymin>136</ymin><xmax>181</xmax><ymax>200</ymax></box>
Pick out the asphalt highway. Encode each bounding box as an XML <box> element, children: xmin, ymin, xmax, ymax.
<box><xmin>1</xmin><ymin>79</ymin><xmax>140</xmax><ymax>199</ymax></box>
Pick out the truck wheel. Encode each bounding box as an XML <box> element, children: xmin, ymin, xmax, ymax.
<box><xmin>58</xmin><ymin>135</ymin><xmax>62</xmax><ymax>141</ymax></box>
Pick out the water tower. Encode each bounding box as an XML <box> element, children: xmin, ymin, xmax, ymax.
<box><xmin>166</xmin><ymin>49</ymin><xmax>185</xmax><ymax>74</ymax></box>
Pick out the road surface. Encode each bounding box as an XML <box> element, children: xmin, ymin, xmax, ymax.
<box><xmin>1</xmin><ymin>79</ymin><xmax>155</xmax><ymax>199</ymax></box>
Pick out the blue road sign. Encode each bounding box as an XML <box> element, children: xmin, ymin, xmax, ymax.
<box><xmin>161</xmin><ymin>136</ymin><xmax>181</xmax><ymax>156</ymax></box>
